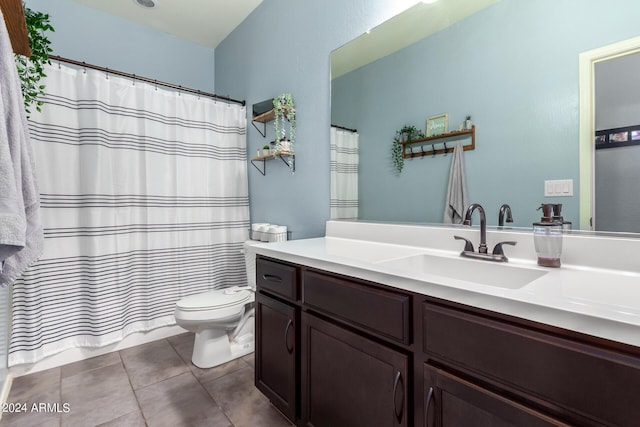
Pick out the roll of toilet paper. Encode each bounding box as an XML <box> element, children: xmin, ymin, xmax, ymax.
<box><xmin>258</xmin><ymin>224</ymin><xmax>271</xmax><ymax>242</ymax></box>
<box><xmin>267</xmin><ymin>225</ymin><xmax>287</xmax><ymax>242</ymax></box>
<box><xmin>251</xmin><ymin>223</ymin><xmax>270</xmax><ymax>241</ymax></box>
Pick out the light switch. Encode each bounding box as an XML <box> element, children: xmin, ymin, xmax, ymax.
<box><xmin>544</xmin><ymin>179</ymin><xmax>573</xmax><ymax>197</ymax></box>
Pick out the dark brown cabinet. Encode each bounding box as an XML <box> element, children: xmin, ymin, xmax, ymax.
<box><xmin>423</xmin><ymin>366</ymin><xmax>568</xmax><ymax>427</ymax></box>
<box><xmin>255</xmin><ymin>255</ymin><xmax>640</xmax><ymax>427</ymax></box>
<box><xmin>301</xmin><ymin>312</ymin><xmax>409</xmax><ymax>427</ymax></box>
<box><xmin>255</xmin><ymin>257</ymin><xmax>300</xmax><ymax>422</ymax></box>
<box><xmin>255</xmin><ymin>292</ymin><xmax>298</xmax><ymax>421</ymax></box>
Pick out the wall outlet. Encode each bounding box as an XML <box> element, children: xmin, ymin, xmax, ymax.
<box><xmin>544</xmin><ymin>179</ymin><xmax>573</xmax><ymax>197</ymax></box>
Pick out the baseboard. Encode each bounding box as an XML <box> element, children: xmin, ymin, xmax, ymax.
<box><xmin>10</xmin><ymin>325</ymin><xmax>187</xmax><ymax>378</ymax></box>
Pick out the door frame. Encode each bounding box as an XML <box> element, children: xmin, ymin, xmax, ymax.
<box><xmin>578</xmin><ymin>36</ymin><xmax>640</xmax><ymax>230</ymax></box>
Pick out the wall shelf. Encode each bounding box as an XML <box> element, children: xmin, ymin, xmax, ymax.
<box><xmin>251</xmin><ymin>151</ymin><xmax>295</xmax><ymax>175</ymax></box>
<box><xmin>251</xmin><ymin>105</ymin><xmax>295</xmax><ymax>137</ymax></box>
<box><xmin>401</xmin><ymin>125</ymin><xmax>475</xmax><ymax>158</ymax></box>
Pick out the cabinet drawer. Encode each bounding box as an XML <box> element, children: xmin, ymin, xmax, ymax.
<box><xmin>303</xmin><ymin>270</ymin><xmax>410</xmax><ymax>344</ymax></box>
<box><xmin>256</xmin><ymin>257</ymin><xmax>298</xmax><ymax>301</ymax></box>
<box><xmin>423</xmin><ymin>302</ymin><xmax>640</xmax><ymax>426</ymax></box>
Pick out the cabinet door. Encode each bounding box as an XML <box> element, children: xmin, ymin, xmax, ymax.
<box><xmin>302</xmin><ymin>312</ymin><xmax>408</xmax><ymax>427</ymax></box>
<box><xmin>255</xmin><ymin>292</ymin><xmax>297</xmax><ymax>422</ymax></box>
<box><xmin>423</xmin><ymin>365</ymin><xmax>570</xmax><ymax>427</ymax></box>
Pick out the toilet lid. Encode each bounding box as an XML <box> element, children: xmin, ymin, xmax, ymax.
<box><xmin>176</xmin><ymin>289</ymin><xmax>252</xmax><ymax>311</ymax></box>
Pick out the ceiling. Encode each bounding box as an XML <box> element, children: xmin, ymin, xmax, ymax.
<box><xmin>73</xmin><ymin>0</ymin><xmax>263</xmax><ymax>48</ymax></box>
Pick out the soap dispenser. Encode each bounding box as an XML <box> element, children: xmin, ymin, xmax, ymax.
<box><xmin>533</xmin><ymin>204</ymin><xmax>563</xmax><ymax>267</ymax></box>
<box><xmin>552</xmin><ymin>203</ymin><xmax>572</xmax><ymax>231</ymax></box>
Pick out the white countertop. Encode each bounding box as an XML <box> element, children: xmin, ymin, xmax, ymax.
<box><xmin>249</xmin><ymin>221</ymin><xmax>640</xmax><ymax>348</ymax></box>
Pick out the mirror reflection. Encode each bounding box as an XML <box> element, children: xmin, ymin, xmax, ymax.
<box><xmin>330</xmin><ymin>0</ymin><xmax>640</xmax><ymax>232</ymax></box>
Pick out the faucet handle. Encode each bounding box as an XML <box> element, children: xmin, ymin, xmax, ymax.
<box><xmin>492</xmin><ymin>241</ymin><xmax>517</xmax><ymax>256</ymax></box>
<box><xmin>454</xmin><ymin>235</ymin><xmax>474</xmax><ymax>253</ymax></box>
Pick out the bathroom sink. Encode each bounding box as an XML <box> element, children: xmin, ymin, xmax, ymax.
<box><xmin>377</xmin><ymin>253</ymin><xmax>547</xmax><ymax>289</ymax></box>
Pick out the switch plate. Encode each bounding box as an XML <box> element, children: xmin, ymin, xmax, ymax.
<box><xmin>544</xmin><ymin>179</ymin><xmax>573</xmax><ymax>197</ymax></box>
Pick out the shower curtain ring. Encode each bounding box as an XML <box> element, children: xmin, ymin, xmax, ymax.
<box><xmin>81</xmin><ymin>61</ymin><xmax>87</xmax><ymax>74</ymax></box>
<box><xmin>443</xmin><ymin>142</ymin><xmax>448</xmax><ymax>156</ymax></box>
<box><xmin>432</xmin><ymin>144</ymin><xmax>436</xmax><ymax>157</ymax></box>
<box><xmin>132</xmin><ymin>74</ymin><xmax>136</xmax><ymax>86</ymax></box>
<box><xmin>105</xmin><ymin>67</ymin><xmax>109</xmax><ymax>80</ymax></box>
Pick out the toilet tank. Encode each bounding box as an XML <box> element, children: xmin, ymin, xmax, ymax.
<box><xmin>243</xmin><ymin>240</ymin><xmax>260</xmax><ymax>289</ymax></box>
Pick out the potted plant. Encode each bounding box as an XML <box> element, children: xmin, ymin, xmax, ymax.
<box><xmin>392</xmin><ymin>125</ymin><xmax>424</xmax><ymax>174</ymax></box>
<box><xmin>273</xmin><ymin>93</ymin><xmax>296</xmax><ymax>152</ymax></box>
<box><xmin>262</xmin><ymin>145</ymin><xmax>271</xmax><ymax>156</ymax></box>
<box><xmin>15</xmin><ymin>5</ymin><xmax>54</xmax><ymax>117</ymax></box>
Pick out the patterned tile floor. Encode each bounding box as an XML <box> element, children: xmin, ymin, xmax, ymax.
<box><xmin>0</xmin><ymin>333</ymin><xmax>293</xmax><ymax>427</ymax></box>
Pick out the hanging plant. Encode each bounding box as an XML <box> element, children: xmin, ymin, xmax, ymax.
<box><xmin>14</xmin><ymin>4</ymin><xmax>55</xmax><ymax>117</ymax></box>
<box><xmin>392</xmin><ymin>125</ymin><xmax>424</xmax><ymax>174</ymax></box>
<box><xmin>273</xmin><ymin>93</ymin><xmax>296</xmax><ymax>153</ymax></box>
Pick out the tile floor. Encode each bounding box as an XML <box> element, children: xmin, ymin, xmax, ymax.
<box><xmin>0</xmin><ymin>333</ymin><xmax>294</xmax><ymax>427</ymax></box>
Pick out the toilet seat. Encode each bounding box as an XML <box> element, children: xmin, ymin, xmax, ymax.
<box><xmin>176</xmin><ymin>288</ymin><xmax>252</xmax><ymax>312</ymax></box>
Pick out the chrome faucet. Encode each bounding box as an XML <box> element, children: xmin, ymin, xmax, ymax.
<box><xmin>498</xmin><ymin>204</ymin><xmax>513</xmax><ymax>227</ymax></box>
<box><xmin>454</xmin><ymin>203</ymin><xmax>517</xmax><ymax>262</ymax></box>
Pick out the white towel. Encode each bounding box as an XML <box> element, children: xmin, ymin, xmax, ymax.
<box><xmin>0</xmin><ymin>10</ymin><xmax>44</xmax><ymax>287</ymax></box>
<box><xmin>443</xmin><ymin>141</ymin><xmax>469</xmax><ymax>224</ymax></box>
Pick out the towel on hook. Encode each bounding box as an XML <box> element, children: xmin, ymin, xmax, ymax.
<box><xmin>443</xmin><ymin>141</ymin><xmax>469</xmax><ymax>224</ymax></box>
<box><xmin>0</xmin><ymin>10</ymin><xmax>44</xmax><ymax>287</ymax></box>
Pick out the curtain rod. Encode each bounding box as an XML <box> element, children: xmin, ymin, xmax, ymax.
<box><xmin>331</xmin><ymin>124</ymin><xmax>357</xmax><ymax>133</ymax></box>
<box><xmin>49</xmin><ymin>55</ymin><xmax>246</xmax><ymax>106</ymax></box>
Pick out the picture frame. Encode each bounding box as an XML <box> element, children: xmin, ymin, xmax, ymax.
<box><xmin>426</xmin><ymin>113</ymin><xmax>448</xmax><ymax>137</ymax></box>
<box><xmin>595</xmin><ymin>124</ymin><xmax>640</xmax><ymax>149</ymax></box>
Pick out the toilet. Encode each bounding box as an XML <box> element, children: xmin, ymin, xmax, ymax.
<box><xmin>174</xmin><ymin>241</ymin><xmax>257</xmax><ymax>368</ymax></box>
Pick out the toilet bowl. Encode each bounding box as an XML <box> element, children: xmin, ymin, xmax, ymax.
<box><xmin>174</xmin><ymin>241</ymin><xmax>258</xmax><ymax>368</ymax></box>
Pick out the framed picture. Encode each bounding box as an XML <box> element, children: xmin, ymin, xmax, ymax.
<box><xmin>426</xmin><ymin>113</ymin><xmax>448</xmax><ymax>137</ymax></box>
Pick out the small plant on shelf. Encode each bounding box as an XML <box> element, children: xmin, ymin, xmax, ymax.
<box><xmin>273</xmin><ymin>93</ymin><xmax>296</xmax><ymax>153</ymax></box>
<box><xmin>392</xmin><ymin>125</ymin><xmax>424</xmax><ymax>174</ymax></box>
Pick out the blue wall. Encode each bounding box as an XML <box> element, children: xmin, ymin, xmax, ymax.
<box><xmin>217</xmin><ymin>0</ymin><xmax>640</xmax><ymax>234</ymax></box>
<box><xmin>332</xmin><ymin>0</ymin><xmax>640</xmax><ymax>228</ymax></box>
<box><xmin>215</xmin><ymin>0</ymin><xmax>419</xmax><ymax>239</ymax></box>
<box><xmin>24</xmin><ymin>0</ymin><xmax>215</xmax><ymax>91</ymax></box>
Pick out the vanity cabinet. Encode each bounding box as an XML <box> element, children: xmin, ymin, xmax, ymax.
<box><xmin>300</xmin><ymin>268</ymin><xmax>411</xmax><ymax>427</ymax></box>
<box><xmin>423</xmin><ymin>366</ymin><xmax>568</xmax><ymax>426</ymax></box>
<box><xmin>255</xmin><ymin>257</ymin><xmax>300</xmax><ymax>422</ymax></box>
<box><xmin>423</xmin><ymin>299</ymin><xmax>640</xmax><ymax>427</ymax></box>
<box><xmin>255</xmin><ymin>255</ymin><xmax>640</xmax><ymax>427</ymax></box>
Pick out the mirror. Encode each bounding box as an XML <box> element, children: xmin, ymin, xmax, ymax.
<box><xmin>330</xmin><ymin>0</ymin><xmax>640</xmax><ymax>232</ymax></box>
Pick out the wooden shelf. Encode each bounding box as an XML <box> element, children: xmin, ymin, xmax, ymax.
<box><xmin>0</xmin><ymin>0</ymin><xmax>31</xmax><ymax>56</ymax></box>
<box><xmin>251</xmin><ymin>105</ymin><xmax>295</xmax><ymax>137</ymax></box>
<box><xmin>401</xmin><ymin>125</ymin><xmax>475</xmax><ymax>158</ymax></box>
<box><xmin>250</xmin><ymin>151</ymin><xmax>295</xmax><ymax>175</ymax></box>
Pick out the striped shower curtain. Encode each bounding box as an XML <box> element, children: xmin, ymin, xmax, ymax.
<box><xmin>330</xmin><ymin>127</ymin><xmax>359</xmax><ymax>219</ymax></box>
<box><xmin>9</xmin><ymin>63</ymin><xmax>249</xmax><ymax>366</ymax></box>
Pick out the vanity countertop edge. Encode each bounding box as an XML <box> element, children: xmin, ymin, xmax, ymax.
<box><xmin>249</xmin><ymin>222</ymin><xmax>640</xmax><ymax>349</ymax></box>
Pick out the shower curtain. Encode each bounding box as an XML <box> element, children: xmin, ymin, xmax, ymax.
<box><xmin>9</xmin><ymin>63</ymin><xmax>249</xmax><ymax>365</ymax></box>
<box><xmin>330</xmin><ymin>127</ymin><xmax>359</xmax><ymax>219</ymax></box>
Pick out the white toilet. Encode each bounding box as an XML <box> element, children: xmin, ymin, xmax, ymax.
<box><xmin>174</xmin><ymin>241</ymin><xmax>257</xmax><ymax>368</ymax></box>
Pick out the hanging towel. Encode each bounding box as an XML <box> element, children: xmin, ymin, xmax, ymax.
<box><xmin>443</xmin><ymin>141</ymin><xmax>469</xmax><ymax>224</ymax></box>
<box><xmin>0</xmin><ymin>10</ymin><xmax>43</xmax><ymax>287</ymax></box>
